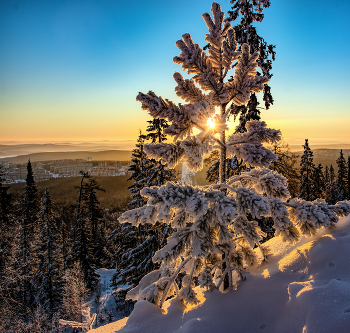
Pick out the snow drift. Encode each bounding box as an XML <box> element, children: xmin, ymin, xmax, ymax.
<box><xmin>89</xmin><ymin>214</ymin><xmax>350</xmax><ymax>333</ymax></box>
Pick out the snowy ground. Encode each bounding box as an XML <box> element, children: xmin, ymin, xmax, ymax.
<box><xmin>86</xmin><ymin>269</ymin><xmax>118</xmax><ymax>329</ymax></box>
<box><xmin>89</xmin><ymin>215</ymin><xmax>350</xmax><ymax>333</ymax></box>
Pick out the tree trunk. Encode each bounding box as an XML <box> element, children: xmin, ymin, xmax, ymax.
<box><xmin>219</xmin><ymin>104</ymin><xmax>229</xmax><ymax>290</ymax></box>
<box><xmin>219</xmin><ymin>105</ymin><xmax>226</xmax><ymax>184</ymax></box>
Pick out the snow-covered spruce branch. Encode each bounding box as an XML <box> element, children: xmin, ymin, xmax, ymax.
<box><xmin>142</xmin><ymin>118</ymin><xmax>280</xmax><ymax>173</ymax></box>
<box><xmin>119</xmin><ymin>180</ymin><xmax>350</xmax><ymax>307</ymax></box>
<box><xmin>226</xmin><ymin>44</ymin><xmax>269</xmax><ymax>105</ymax></box>
<box><xmin>129</xmin><ymin>256</ymin><xmax>192</xmax><ymax>308</ymax></box>
<box><xmin>285</xmin><ymin>199</ymin><xmax>350</xmax><ymax>236</ymax></box>
<box><xmin>226</xmin><ymin>121</ymin><xmax>281</xmax><ymax>168</ymax></box>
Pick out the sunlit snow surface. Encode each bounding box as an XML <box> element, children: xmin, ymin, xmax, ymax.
<box><xmin>89</xmin><ymin>215</ymin><xmax>350</xmax><ymax>333</ymax></box>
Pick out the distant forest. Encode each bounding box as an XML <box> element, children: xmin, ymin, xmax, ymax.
<box><xmin>8</xmin><ymin>175</ymin><xmax>131</xmax><ymax>211</ymax></box>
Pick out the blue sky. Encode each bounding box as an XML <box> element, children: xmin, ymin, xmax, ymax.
<box><xmin>0</xmin><ymin>0</ymin><xmax>349</xmax><ymax>147</ymax></box>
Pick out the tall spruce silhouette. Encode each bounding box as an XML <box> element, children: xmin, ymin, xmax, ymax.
<box><xmin>299</xmin><ymin>139</ymin><xmax>315</xmax><ymax>201</ymax></box>
<box><xmin>336</xmin><ymin>149</ymin><xmax>348</xmax><ymax>201</ymax></box>
<box><xmin>127</xmin><ymin>131</ymin><xmax>149</xmax><ymax>208</ymax></box>
<box><xmin>69</xmin><ymin>172</ymin><xmax>99</xmax><ymax>290</ymax></box>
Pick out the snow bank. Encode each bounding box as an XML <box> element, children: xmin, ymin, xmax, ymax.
<box><xmin>88</xmin><ymin>317</ymin><xmax>128</xmax><ymax>333</ymax></box>
<box><xmin>91</xmin><ymin>215</ymin><xmax>350</xmax><ymax>333</ymax></box>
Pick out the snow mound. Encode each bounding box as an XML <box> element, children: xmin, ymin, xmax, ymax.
<box><xmin>90</xmin><ymin>215</ymin><xmax>350</xmax><ymax>333</ymax></box>
<box><xmin>88</xmin><ymin>317</ymin><xmax>128</xmax><ymax>333</ymax></box>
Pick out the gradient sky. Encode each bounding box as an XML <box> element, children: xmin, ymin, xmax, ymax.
<box><xmin>1</xmin><ymin>0</ymin><xmax>349</xmax><ymax>147</ymax></box>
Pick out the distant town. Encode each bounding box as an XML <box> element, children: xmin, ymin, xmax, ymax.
<box><xmin>0</xmin><ymin>158</ymin><xmax>132</xmax><ymax>184</ymax></box>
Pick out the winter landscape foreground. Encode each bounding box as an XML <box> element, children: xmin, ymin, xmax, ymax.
<box><xmin>90</xmin><ymin>214</ymin><xmax>350</xmax><ymax>333</ymax></box>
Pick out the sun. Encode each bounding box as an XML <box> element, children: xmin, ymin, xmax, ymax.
<box><xmin>207</xmin><ymin>118</ymin><xmax>215</xmax><ymax>129</ymax></box>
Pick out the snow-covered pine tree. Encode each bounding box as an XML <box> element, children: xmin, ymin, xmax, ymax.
<box><xmin>70</xmin><ymin>218</ymin><xmax>99</xmax><ymax>291</ymax></box>
<box><xmin>82</xmin><ymin>177</ymin><xmax>105</xmax><ymax>240</ymax></box>
<box><xmin>116</xmin><ymin>118</ymin><xmax>176</xmax><ymax>290</ymax></box>
<box><xmin>127</xmin><ymin>131</ymin><xmax>149</xmax><ymax>208</ymax></box>
<box><xmin>128</xmin><ymin>128</ymin><xmax>176</xmax><ymax>209</ymax></box>
<box><xmin>20</xmin><ymin>160</ymin><xmax>42</xmax><ymax>312</ymax></box>
<box><xmin>336</xmin><ymin>149</ymin><xmax>348</xmax><ymax>201</ymax></box>
<box><xmin>110</xmin><ymin>222</ymin><xmax>140</xmax><ymax>316</ymax></box>
<box><xmin>34</xmin><ymin>188</ymin><xmax>64</xmax><ymax>318</ymax></box>
<box><xmin>145</xmin><ymin>118</ymin><xmax>177</xmax><ymax>186</ymax></box>
<box><xmin>80</xmin><ymin>177</ymin><xmax>109</xmax><ymax>268</ymax></box>
<box><xmin>299</xmin><ymin>139</ymin><xmax>315</xmax><ymax>201</ymax></box>
<box><xmin>206</xmin><ymin>0</ymin><xmax>275</xmax><ymax>182</ymax></box>
<box><xmin>119</xmin><ymin>2</ymin><xmax>350</xmax><ymax>309</ymax></box>
<box><xmin>110</xmin><ymin>220</ymin><xmax>172</xmax><ymax>317</ymax></box>
<box><xmin>112</xmin><ymin>222</ymin><xmax>169</xmax><ymax>290</ymax></box>
<box><xmin>111</xmin><ymin>122</ymin><xmax>176</xmax><ymax>315</ymax></box>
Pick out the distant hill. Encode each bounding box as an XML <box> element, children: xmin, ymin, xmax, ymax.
<box><xmin>0</xmin><ymin>150</ymin><xmax>132</xmax><ymax>164</ymax></box>
<box><xmin>290</xmin><ymin>144</ymin><xmax>350</xmax><ymax>151</ymax></box>
<box><xmin>2</xmin><ymin>147</ymin><xmax>349</xmax><ymax>170</ymax></box>
<box><xmin>0</xmin><ymin>141</ymin><xmax>135</xmax><ymax>157</ymax></box>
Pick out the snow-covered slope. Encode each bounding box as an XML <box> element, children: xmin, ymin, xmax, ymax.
<box><xmin>84</xmin><ymin>269</ymin><xmax>118</xmax><ymax>329</ymax></box>
<box><xmin>89</xmin><ymin>215</ymin><xmax>350</xmax><ymax>333</ymax></box>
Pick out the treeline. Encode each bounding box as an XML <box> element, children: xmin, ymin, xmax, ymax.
<box><xmin>299</xmin><ymin>139</ymin><xmax>350</xmax><ymax>203</ymax></box>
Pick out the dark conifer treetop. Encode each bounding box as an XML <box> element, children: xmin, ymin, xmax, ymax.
<box><xmin>226</xmin><ymin>0</ymin><xmax>275</xmax><ymax>125</ymax></box>
<box><xmin>23</xmin><ymin>160</ymin><xmax>41</xmax><ymax>226</ymax></box>
<box><xmin>145</xmin><ymin>118</ymin><xmax>169</xmax><ymax>144</ymax></box>
<box><xmin>82</xmin><ymin>177</ymin><xmax>105</xmax><ymax>237</ymax></box>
